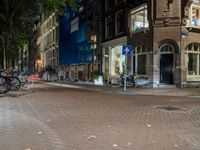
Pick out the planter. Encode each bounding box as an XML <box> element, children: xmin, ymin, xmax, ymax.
<box><xmin>94</xmin><ymin>76</ymin><xmax>103</xmax><ymax>85</ymax></box>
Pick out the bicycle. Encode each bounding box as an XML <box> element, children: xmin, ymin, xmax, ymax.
<box><xmin>0</xmin><ymin>70</ymin><xmax>21</xmax><ymax>91</ymax></box>
<box><xmin>18</xmin><ymin>72</ymin><xmax>33</xmax><ymax>89</ymax></box>
<box><xmin>118</xmin><ymin>74</ymin><xmax>135</xmax><ymax>87</ymax></box>
<box><xmin>0</xmin><ymin>75</ymin><xmax>11</xmax><ymax>94</ymax></box>
<box><xmin>134</xmin><ymin>76</ymin><xmax>158</xmax><ymax>88</ymax></box>
<box><xmin>118</xmin><ymin>74</ymin><xmax>158</xmax><ymax>88</ymax></box>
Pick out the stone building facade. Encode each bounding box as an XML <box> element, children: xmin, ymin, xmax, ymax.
<box><xmin>39</xmin><ymin>12</ymin><xmax>59</xmax><ymax>72</ymax></box>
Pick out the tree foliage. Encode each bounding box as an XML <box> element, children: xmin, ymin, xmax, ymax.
<box><xmin>0</xmin><ymin>0</ymin><xmax>79</xmax><ymax>69</ymax></box>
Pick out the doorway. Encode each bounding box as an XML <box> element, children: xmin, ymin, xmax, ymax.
<box><xmin>160</xmin><ymin>54</ymin><xmax>174</xmax><ymax>84</ymax></box>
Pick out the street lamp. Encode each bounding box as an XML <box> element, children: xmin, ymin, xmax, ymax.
<box><xmin>90</xmin><ymin>34</ymin><xmax>97</xmax><ymax>72</ymax></box>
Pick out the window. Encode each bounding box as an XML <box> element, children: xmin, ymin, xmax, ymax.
<box><xmin>187</xmin><ymin>4</ymin><xmax>200</xmax><ymax>28</ymax></box>
<box><xmin>105</xmin><ymin>0</ymin><xmax>112</xmax><ymax>11</ymax></box>
<box><xmin>115</xmin><ymin>10</ymin><xmax>124</xmax><ymax>35</ymax></box>
<box><xmin>188</xmin><ymin>53</ymin><xmax>197</xmax><ymax>75</ymax></box>
<box><xmin>133</xmin><ymin>45</ymin><xmax>148</xmax><ymax>75</ymax></box>
<box><xmin>110</xmin><ymin>46</ymin><xmax>125</xmax><ymax>76</ymax></box>
<box><xmin>105</xmin><ymin>16</ymin><xmax>114</xmax><ymax>38</ymax></box>
<box><xmin>138</xmin><ymin>55</ymin><xmax>146</xmax><ymax>74</ymax></box>
<box><xmin>130</xmin><ymin>4</ymin><xmax>149</xmax><ymax>33</ymax></box>
<box><xmin>115</xmin><ymin>0</ymin><xmax>123</xmax><ymax>5</ymax></box>
<box><xmin>161</xmin><ymin>45</ymin><xmax>173</xmax><ymax>53</ymax></box>
<box><xmin>186</xmin><ymin>43</ymin><xmax>200</xmax><ymax>76</ymax></box>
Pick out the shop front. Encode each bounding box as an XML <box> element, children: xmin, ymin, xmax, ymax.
<box><xmin>102</xmin><ymin>37</ymin><xmax>128</xmax><ymax>84</ymax></box>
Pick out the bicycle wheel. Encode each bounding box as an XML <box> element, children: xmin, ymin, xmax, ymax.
<box><xmin>0</xmin><ymin>76</ymin><xmax>11</xmax><ymax>94</ymax></box>
<box><xmin>21</xmin><ymin>75</ymin><xmax>33</xmax><ymax>89</ymax></box>
<box><xmin>10</xmin><ymin>76</ymin><xmax>21</xmax><ymax>91</ymax></box>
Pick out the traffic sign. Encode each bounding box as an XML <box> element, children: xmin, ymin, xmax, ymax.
<box><xmin>122</xmin><ymin>45</ymin><xmax>133</xmax><ymax>56</ymax></box>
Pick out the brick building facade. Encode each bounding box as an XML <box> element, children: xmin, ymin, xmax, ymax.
<box><xmin>102</xmin><ymin>0</ymin><xmax>200</xmax><ymax>87</ymax></box>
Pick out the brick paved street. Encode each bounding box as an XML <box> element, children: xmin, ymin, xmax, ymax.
<box><xmin>0</xmin><ymin>82</ymin><xmax>200</xmax><ymax>150</ymax></box>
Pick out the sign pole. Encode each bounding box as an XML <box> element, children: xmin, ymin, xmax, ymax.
<box><xmin>124</xmin><ymin>55</ymin><xmax>127</xmax><ymax>91</ymax></box>
<box><xmin>122</xmin><ymin>45</ymin><xmax>133</xmax><ymax>92</ymax></box>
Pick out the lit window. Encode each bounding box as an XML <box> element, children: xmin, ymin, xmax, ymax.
<box><xmin>187</xmin><ymin>5</ymin><xmax>200</xmax><ymax>28</ymax></box>
<box><xmin>130</xmin><ymin>4</ymin><xmax>149</xmax><ymax>33</ymax></box>
<box><xmin>192</xmin><ymin>6</ymin><xmax>200</xmax><ymax>27</ymax></box>
<box><xmin>110</xmin><ymin>46</ymin><xmax>125</xmax><ymax>76</ymax></box>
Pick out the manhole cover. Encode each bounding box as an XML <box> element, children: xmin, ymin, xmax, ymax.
<box><xmin>157</xmin><ymin>105</ymin><xmax>182</xmax><ymax>111</ymax></box>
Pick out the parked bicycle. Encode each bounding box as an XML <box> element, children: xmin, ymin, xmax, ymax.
<box><xmin>18</xmin><ymin>72</ymin><xmax>33</xmax><ymax>89</ymax></box>
<box><xmin>0</xmin><ymin>74</ymin><xmax>11</xmax><ymax>94</ymax></box>
<box><xmin>118</xmin><ymin>74</ymin><xmax>135</xmax><ymax>87</ymax></box>
<box><xmin>118</xmin><ymin>74</ymin><xmax>158</xmax><ymax>88</ymax></box>
<box><xmin>0</xmin><ymin>69</ymin><xmax>34</xmax><ymax>94</ymax></box>
<box><xmin>9</xmin><ymin>68</ymin><xmax>33</xmax><ymax>89</ymax></box>
<box><xmin>0</xmin><ymin>70</ymin><xmax>21</xmax><ymax>92</ymax></box>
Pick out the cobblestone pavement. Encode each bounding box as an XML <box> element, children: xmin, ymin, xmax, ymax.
<box><xmin>0</xmin><ymin>82</ymin><xmax>200</xmax><ymax>150</ymax></box>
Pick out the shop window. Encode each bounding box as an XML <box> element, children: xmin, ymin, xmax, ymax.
<box><xmin>105</xmin><ymin>16</ymin><xmax>114</xmax><ymax>38</ymax></box>
<box><xmin>187</xmin><ymin>5</ymin><xmax>200</xmax><ymax>28</ymax></box>
<box><xmin>186</xmin><ymin>43</ymin><xmax>200</xmax><ymax>76</ymax></box>
<box><xmin>110</xmin><ymin>46</ymin><xmax>125</xmax><ymax>76</ymax></box>
<box><xmin>115</xmin><ymin>10</ymin><xmax>124</xmax><ymax>35</ymax></box>
<box><xmin>130</xmin><ymin>4</ymin><xmax>149</xmax><ymax>34</ymax></box>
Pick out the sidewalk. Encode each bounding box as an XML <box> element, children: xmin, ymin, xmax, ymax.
<box><xmin>44</xmin><ymin>80</ymin><xmax>200</xmax><ymax>98</ymax></box>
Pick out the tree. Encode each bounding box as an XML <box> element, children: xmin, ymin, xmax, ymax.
<box><xmin>0</xmin><ymin>0</ymin><xmax>80</xmax><ymax>69</ymax></box>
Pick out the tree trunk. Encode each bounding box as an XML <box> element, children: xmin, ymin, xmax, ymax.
<box><xmin>0</xmin><ymin>34</ymin><xmax>6</xmax><ymax>69</ymax></box>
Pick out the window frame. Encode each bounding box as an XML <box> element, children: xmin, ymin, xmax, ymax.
<box><xmin>115</xmin><ymin>10</ymin><xmax>124</xmax><ymax>35</ymax></box>
<box><xmin>132</xmin><ymin>45</ymin><xmax>148</xmax><ymax>76</ymax></box>
<box><xmin>115</xmin><ymin>0</ymin><xmax>123</xmax><ymax>5</ymax></box>
<box><xmin>185</xmin><ymin>43</ymin><xmax>200</xmax><ymax>76</ymax></box>
<box><xmin>130</xmin><ymin>4</ymin><xmax>149</xmax><ymax>34</ymax></box>
<box><xmin>187</xmin><ymin>4</ymin><xmax>200</xmax><ymax>28</ymax></box>
<box><xmin>105</xmin><ymin>16</ymin><xmax>113</xmax><ymax>39</ymax></box>
<box><xmin>105</xmin><ymin>0</ymin><xmax>112</xmax><ymax>11</ymax></box>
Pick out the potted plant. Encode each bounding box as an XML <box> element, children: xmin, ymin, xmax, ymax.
<box><xmin>91</xmin><ymin>71</ymin><xmax>103</xmax><ymax>85</ymax></box>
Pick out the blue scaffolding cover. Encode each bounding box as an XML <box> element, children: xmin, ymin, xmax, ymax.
<box><xmin>59</xmin><ymin>8</ymin><xmax>92</xmax><ymax>65</ymax></box>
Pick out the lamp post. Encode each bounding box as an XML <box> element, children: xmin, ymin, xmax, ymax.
<box><xmin>90</xmin><ymin>34</ymin><xmax>97</xmax><ymax>72</ymax></box>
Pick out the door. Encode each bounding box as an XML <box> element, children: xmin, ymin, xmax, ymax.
<box><xmin>160</xmin><ymin>54</ymin><xmax>174</xmax><ymax>84</ymax></box>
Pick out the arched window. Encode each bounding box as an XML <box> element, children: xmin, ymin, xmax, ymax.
<box><xmin>185</xmin><ymin>43</ymin><xmax>200</xmax><ymax>76</ymax></box>
<box><xmin>160</xmin><ymin>44</ymin><xmax>174</xmax><ymax>53</ymax></box>
<box><xmin>133</xmin><ymin>45</ymin><xmax>148</xmax><ymax>75</ymax></box>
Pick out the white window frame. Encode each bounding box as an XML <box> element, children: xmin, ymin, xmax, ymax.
<box><xmin>130</xmin><ymin>4</ymin><xmax>149</xmax><ymax>34</ymax></box>
<box><xmin>185</xmin><ymin>43</ymin><xmax>200</xmax><ymax>77</ymax></box>
<box><xmin>187</xmin><ymin>4</ymin><xmax>200</xmax><ymax>28</ymax></box>
<box><xmin>132</xmin><ymin>45</ymin><xmax>148</xmax><ymax>76</ymax></box>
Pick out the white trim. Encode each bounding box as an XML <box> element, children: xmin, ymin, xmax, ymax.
<box><xmin>186</xmin><ymin>4</ymin><xmax>200</xmax><ymax>28</ymax></box>
<box><xmin>101</xmin><ymin>36</ymin><xmax>128</xmax><ymax>47</ymax></box>
<box><xmin>132</xmin><ymin>45</ymin><xmax>149</xmax><ymax>76</ymax></box>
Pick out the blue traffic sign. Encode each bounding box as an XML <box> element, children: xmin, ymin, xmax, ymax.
<box><xmin>122</xmin><ymin>45</ymin><xmax>133</xmax><ymax>56</ymax></box>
